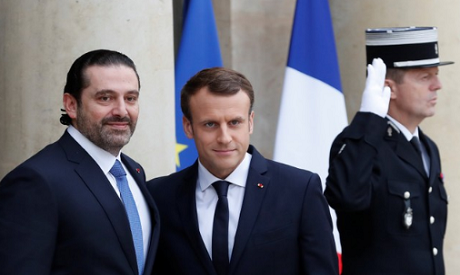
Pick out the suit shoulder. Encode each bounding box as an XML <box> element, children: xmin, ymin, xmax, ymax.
<box><xmin>266</xmin><ymin>159</ymin><xmax>321</xmax><ymax>184</ymax></box>
<box><xmin>260</xmin><ymin>160</ymin><xmax>324</xmax><ymax>204</ymax></box>
<box><xmin>6</xmin><ymin>141</ymin><xmax>64</xmax><ymax>173</ymax></box>
<box><xmin>0</xmin><ymin>141</ymin><xmax>66</xmax><ymax>196</ymax></box>
<box><xmin>147</xmin><ymin>166</ymin><xmax>192</xmax><ymax>192</ymax></box>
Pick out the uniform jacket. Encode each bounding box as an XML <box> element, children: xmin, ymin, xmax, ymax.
<box><xmin>0</xmin><ymin>131</ymin><xmax>160</xmax><ymax>275</ymax></box>
<box><xmin>325</xmin><ymin>112</ymin><xmax>448</xmax><ymax>275</ymax></box>
<box><xmin>147</xmin><ymin>145</ymin><xmax>338</xmax><ymax>275</ymax></box>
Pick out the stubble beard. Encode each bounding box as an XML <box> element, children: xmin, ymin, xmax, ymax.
<box><xmin>76</xmin><ymin>108</ymin><xmax>136</xmax><ymax>156</ymax></box>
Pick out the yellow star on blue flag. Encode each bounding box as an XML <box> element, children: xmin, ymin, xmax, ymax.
<box><xmin>175</xmin><ymin>142</ymin><xmax>188</xmax><ymax>168</ymax></box>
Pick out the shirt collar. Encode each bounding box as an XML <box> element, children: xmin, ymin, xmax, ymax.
<box><xmin>198</xmin><ymin>152</ymin><xmax>252</xmax><ymax>191</ymax></box>
<box><xmin>386</xmin><ymin>115</ymin><xmax>419</xmax><ymax>141</ymax></box>
<box><xmin>67</xmin><ymin>125</ymin><xmax>121</xmax><ymax>174</ymax></box>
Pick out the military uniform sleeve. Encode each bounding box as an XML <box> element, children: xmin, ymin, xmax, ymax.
<box><xmin>325</xmin><ymin>112</ymin><xmax>388</xmax><ymax>211</ymax></box>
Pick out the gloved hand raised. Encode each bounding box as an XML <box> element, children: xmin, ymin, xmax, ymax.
<box><xmin>359</xmin><ymin>58</ymin><xmax>391</xmax><ymax>118</ymax></box>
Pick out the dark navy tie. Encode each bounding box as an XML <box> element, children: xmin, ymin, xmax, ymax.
<box><xmin>212</xmin><ymin>180</ymin><xmax>230</xmax><ymax>275</ymax></box>
<box><xmin>410</xmin><ymin>137</ymin><xmax>422</xmax><ymax>157</ymax></box>
<box><xmin>110</xmin><ymin>160</ymin><xmax>144</xmax><ymax>275</ymax></box>
<box><xmin>411</xmin><ymin>136</ymin><xmax>429</xmax><ymax>176</ymax></box>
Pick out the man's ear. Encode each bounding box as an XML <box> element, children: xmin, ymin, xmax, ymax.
<box><xmin>248</xmin><ymin>111</ymin><xmax>254</xmax><ymax>134</ymax></box>
<box><xmin>183</xmin><ymin>116</ymin><xmax>194</xmax><ymax>139</ymax></box>
<box><xmin>385</xmin><ymin>79</ymin><xmax>397</xmax><ymax>99</ymax></box>
<box><xmin>63</xmin><ymin>93</ymin><xmax>78</xmax><ymax>119</ymax></box>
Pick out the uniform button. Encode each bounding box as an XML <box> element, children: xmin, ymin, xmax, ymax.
<box><xmin>433</xmin><ymin>247</ymin><xmax>438</xmax><ymax>256</ymax></box>
<box><xmin>430</xmin><ymin>216</ymin><xmax>435</xmax><ymax>224</ymax></box>
<box><xmin>428</xmin><ymin>186</ymin><xmax>433</xmax><ymax>193</ymax></box>
<box><xmin>404</xmin><ymin>191</ymin><xmax>410</xmax><ymax>199</ymax></box>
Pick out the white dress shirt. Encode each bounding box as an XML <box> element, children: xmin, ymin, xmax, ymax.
<box><xmin>196</xmin><ymin>152</ymin><xmax>252</xmax><ymax>260</ymax></box>
<box><xmin>387</xmin><ymin>116</ymin><xmax>430</xmax><ymax>175</ymax></box>
<box><xmin>67</xmin><ymin>126</ymin><xmax>151</xmax><ymax>261</ymax></box>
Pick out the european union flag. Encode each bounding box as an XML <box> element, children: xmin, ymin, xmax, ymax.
<box><xmin>175</xmin><ymin>0</ymin><xmax>223</xmax><ymax>170</ymax></box>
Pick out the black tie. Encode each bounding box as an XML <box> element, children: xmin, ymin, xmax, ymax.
<box><xmin>212</xmin><ymin>181</ymin><xmax>230</xmax><ymax>275</ymax></box>
<box><xmin>410</xmin><ymin>137</ymin><xmax>422</xmax><ymax>157</ymax></box>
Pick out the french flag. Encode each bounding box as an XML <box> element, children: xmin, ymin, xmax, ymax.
<box><xmin>273</xmin><ymin>0</ymin><xmax>347</xmax><ymax>272</ymax></box>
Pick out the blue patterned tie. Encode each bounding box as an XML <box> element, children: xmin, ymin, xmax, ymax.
<box><xmin>212</xmin><ymin>180</ymin><xmax>230</xmax><ymax>275</ymax></box>
<box><xmin>110</xmin><ymin>160</ymin><xmax>144</xmax><ymax>275</ymax></box>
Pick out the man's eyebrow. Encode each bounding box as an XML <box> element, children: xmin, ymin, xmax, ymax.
<box><xmin>95</xmin><ymin>89</ymin><xmax>115</xmax><ymax>94</ymax></box>
<box><xmin>94</xmin><ymin>89</ymin><xmax>139</xmax><ymax>94</ymax></box>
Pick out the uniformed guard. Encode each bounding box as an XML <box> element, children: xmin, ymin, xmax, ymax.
<box><xmin>325</xmin><ymin>27</ymin><xmax>452</xmax><ymax>275</ymax></box>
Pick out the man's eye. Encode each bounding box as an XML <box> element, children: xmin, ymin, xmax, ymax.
<box><xmin>420</xmin><ymin>74</ymin><xmax>430</xmax><ymax>80</ymax></box>
<box><xmin>205</xmin><ymin>122</ymin><xmax>215</xmax><ymax>127</ymax></box>
<box><xmin>126</xmin><ymin>96</ymin><xmax>138</xmax><ymax>102</ymax></box>
<box><xmin>230</xmin><ymin>120</ymin><xmax>240</xmax><ymax>126</ymax></box>
<box><xmin>100</xmin><ymin>96</ymin><xmax>111</xmax><ymax>101</ymax></box>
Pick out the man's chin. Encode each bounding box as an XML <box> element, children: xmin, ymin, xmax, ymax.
<box><xmin>102</xmin><ymin>132</ymin><xmax>132</xmax><ymax>147</ymax></box>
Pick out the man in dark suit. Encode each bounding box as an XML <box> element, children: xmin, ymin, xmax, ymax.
<box><xmin>0</xmin><ymin>49</ymin><xmax>159</xmax><ymax>275</ymax></box>
<box><xmin>148</xmin><ymin>67</ymin><xmax>338</xmax><ymax>274</ymax></box>
<box><xmin>325</xmin><ymin>27</ymin><xmax>452</xmax><ymax>275</ymax></box>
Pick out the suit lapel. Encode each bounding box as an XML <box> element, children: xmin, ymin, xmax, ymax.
<box><xmin>419</xmin><ymin>131</ymin><xmax>438</xmax><ymax>185</ymax></box>
<box><xmin>176</xmin><ymin>164</ymin><xmax>216</xmax><ymax>274</ymax></box>
<box><xmin>385</xmin><ymin>126</ymin><xmax>427</xmax><ymax>178</ymax></box>
<box><xmin>60</xmin><ymin>132</ymin><xmax>138</xmax><ymax>274</ymax></box>
<box><xmin>230</xmin><ymin>146</ymin><xmax>270</xmax><ymax>273</ymax></box>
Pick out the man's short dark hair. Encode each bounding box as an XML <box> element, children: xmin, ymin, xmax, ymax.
<box><xmin>181</xmin><ymin>67</ymin><xmax>254</xmax><ymax>122</ymax></box>
<box><xmin>60</xmin><ymin>49</ymin><xmax>140</xmax><ymax>125</ymax></box>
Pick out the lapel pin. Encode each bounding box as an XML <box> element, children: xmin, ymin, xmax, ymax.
<box><xmin>136</xmin><ymin>168</ymin><xmax>141</xmax><ymax>173</ymax></box>
<box><xmin>387</xmin><ymin>127</ymin><xmax>392</xmax><ymax>137</ymax></box>
<box><xmin>439</xmin><ymin>172</ymin><xmax>444</xmax><ymax>181</ymax></box>
<box><xmin>257</xmin><ymin>183</ymin><xmax>264</xmax><ymax>188</ymax></box>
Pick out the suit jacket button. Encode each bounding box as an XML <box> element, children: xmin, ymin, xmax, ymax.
<box><xmin>430</xmin><ymin>216</ymin><xmax>435</xmax><ymax>224</ymax></box>
<box><xmin>433</xmin><ymin>247</ymin><xmax>438</xmax><ymax>256</ymax></box>
<box><xmin>404</xmin><ymin>191</ymin><xmax>410</xmax><ymax>199</ymax></box>
<box><xmin>428</xmin><ymin>186</ymin><xmax>433</xmax><ymax>193</ymax></box>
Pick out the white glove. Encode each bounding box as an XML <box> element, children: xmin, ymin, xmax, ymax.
<box><xmin>359</xmin><ymin>58</ymin><xmax>391</xmax><ymax>118</ymax></box>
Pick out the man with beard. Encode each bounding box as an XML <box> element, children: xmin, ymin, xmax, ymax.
<box><xmin>0</xmin><ymin>49</ymin><xmax>159</xmax><ymax>275</ymax></box>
